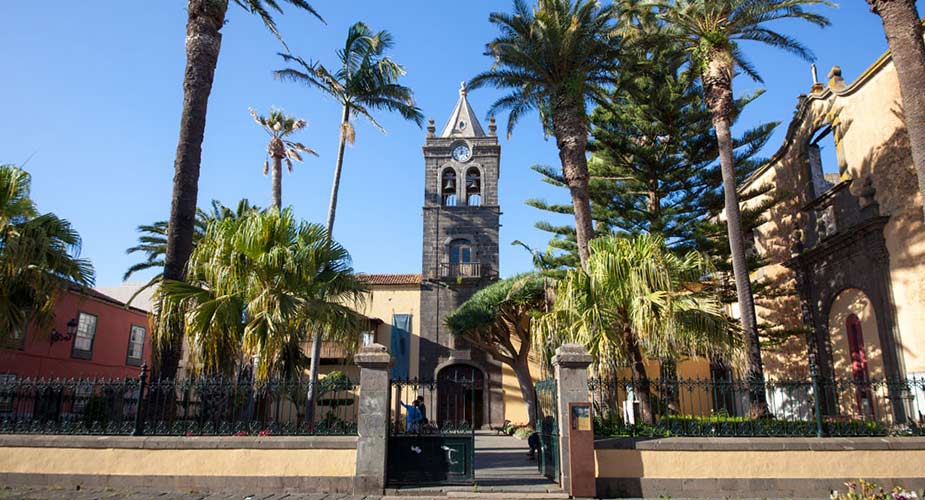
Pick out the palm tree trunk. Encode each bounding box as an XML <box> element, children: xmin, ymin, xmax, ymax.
<box><xmin>306</xmin><ymin>104</ymin><xmax>352</xmax><ymax>425</ymax></box>
<box><xmin>869</xmin><ymin>0</ymin><xmax>925</xmax><ymax>223</ymax></box>
<box><xmin>326</xmin><ymin>104</ymin><xmax>352</xmax><ymax>234</ymax></box>
<box><xmin>552</xmin><ymin>101</ymin><xmax>594</xmax><ymax>268</ymax></box>
<box><xmin>159</xmin><ymin>0</ymin><xmax>228</xmax><ymax>380</ymax></box>
<box><xmin>703</xmin><ymin>51</ymin><xmax>770</xmax><ymax>418</ymax></box>
<box><xmin>271</xmin><ymin>155</ymin><xmax>283</xmax><ymax>210</ymax></box>
<box><xmin>623</xmin><ymin>327</ymin><xmax>653</xmax><ymax>425</ymax></box>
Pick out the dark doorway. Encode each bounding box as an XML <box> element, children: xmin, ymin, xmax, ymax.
<box><xmin>438</xmin><ymin>364</ymin><xmax>484</xmax><ymax>429</ymax></box>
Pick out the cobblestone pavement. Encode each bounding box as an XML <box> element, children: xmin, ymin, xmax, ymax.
<box><xmin>0</xmin><ymin>486</ymin><xmax>381</xmax><ymax>500</ymax></box>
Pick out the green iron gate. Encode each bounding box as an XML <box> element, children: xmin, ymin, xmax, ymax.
<box><xmin>386</xmin><ymin>367</ymin><xmax>480</xmax><ymax>486</ymax></box>
<box><xmin>534</xmin><ymin>378</ymin><xmax>560</xmax><ymax>483</ymax></box>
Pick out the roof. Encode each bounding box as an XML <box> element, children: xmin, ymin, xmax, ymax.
<box><xmin>440</xmin><ymin>82</ymin><xmax>485</xmax><ymax>138</ymax></box>
<box><xmin>95</xmin><ymin>282</ymin><xmax>157</xmax><ymax>313</ymax></box>
<box><xmin>358</xmin><ymin>274</ymin><xmax>423</xmax><ymax>286</ymax></box>
<box><xmin>68</xmin><ymin>284</ymin><xmax>148</xmax><ymax>315</ymax></box>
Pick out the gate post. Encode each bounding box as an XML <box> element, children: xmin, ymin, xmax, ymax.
<box><xmin>553</xmin><ymin>343</ymin><xmax>595</xmax><ymax>498</ymax></box>
<box><xmin>354</xmin><ymin>343</ymin><xmax>392</xmax><ymax>495</ymax></box>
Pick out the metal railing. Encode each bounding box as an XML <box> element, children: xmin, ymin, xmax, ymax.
<box><xmin>0</xmin><ymin>367</ymin><xmax>359</xmax><ymax>436</ymax></box>
<box><xmin>438</xmin><ymin>262</ymin><xmax>483</xmax><ymax>280</ymax></box>
<box><xmin>389</xmin><ymin>376</ymin><xmax>479</xmax><ymax>435</ymax></box>
<box><xmin>589</xmin><ymin>375</ymin><xmax>925</xmax><ymax>437</ymax></box>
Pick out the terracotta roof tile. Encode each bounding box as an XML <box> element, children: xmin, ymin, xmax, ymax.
<box><xmin>358</xmin><ymin>274</ymin><xmax>422</xmax><ymax>286</ymax></box>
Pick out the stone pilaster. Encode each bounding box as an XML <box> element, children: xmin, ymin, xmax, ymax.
<box><xmin>552</xmin><ymin>343</ymin><xmax>594</xmax><ymax>497</ymax></box>
<box><xmin>353</xmin><ymin>343</ymin><xmax>392</xmax><ymax>495</ymax></box>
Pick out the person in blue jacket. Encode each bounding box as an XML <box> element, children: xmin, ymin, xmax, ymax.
<box><xmin>400</xmin><ymin>399</ymin><xmax>422</xmax><ymax>432</ymax></box>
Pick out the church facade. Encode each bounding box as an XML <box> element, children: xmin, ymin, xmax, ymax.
<box><xmin>739</xmin><ymin>48</ymin><xmax>925</xmax><ymax>423</ymax></box>
<box><xmin>350</xmin><ymin>85</ymin><xmax>533</xmax><ymax>428</ymax></box>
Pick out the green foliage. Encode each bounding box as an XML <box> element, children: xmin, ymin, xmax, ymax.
<box><xmin>529</xmin><ymin>25</ymin><xmax>778</xmax><ymax>277</ymax></box>
<box><xmin>595</xmin><ymin>414</ymin><xmax>892</xmax><ymax>438</ymax></box>
<box><xmin>123</xmin><ymin>199</ymin><xmax>258</xmax><ymax>283</ymax></box>
<box><xmin>159</xmin><ymin>209</ymin><xmax>368</xmax><ymax>380</ymax></box>
<box><xmin>663</xmin><ymin>0</ymin><xmax>833</xmax><ymax>83</ymax></box>
<box><xmin>275</xmin><ymin>21</ymin><xmax>424</xmax><ymax>135</ymax></box>
<box><xmin>0</xmin><ymin>165</ymin><xmax>94</xmax><ymax>341</ymax></box>
<box><xmin>445</xmin><ymin>273</ymin><xmax>546</xmax><ymax>366</ymax></box>
<box><xmin>513</xmin><ymin>425</ymin><xmax>535</xmax><ymax>440</ymax></box>
<box><xmin>250</xmin><ymin>107</ymin><xmax>318</xmax><ymax>173</ymax></box>
<box><xmin>537</xmin><ymin>234</ymin><xmax>736</xmax><ymax>366</ymax></box>
<box><xmin>468</xmin><ymin>0</ymin><xmax>622</xmax><ymax>138</ymax></box>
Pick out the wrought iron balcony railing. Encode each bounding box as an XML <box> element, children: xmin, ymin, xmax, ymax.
<box><xmin>439</xmin><ymin>262</ymin><xmax>483</xmax><ymax>280</ymax></box>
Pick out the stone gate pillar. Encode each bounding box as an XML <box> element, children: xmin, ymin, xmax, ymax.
<box><xmin>553</xmin><ymin>343</ymin><xmax>595</xmax><ymax>498</ymax></box>
<box><xmin>353</xmin><ymin>343</ymin><xmax>392</xmax><ymax>495</ymax></box>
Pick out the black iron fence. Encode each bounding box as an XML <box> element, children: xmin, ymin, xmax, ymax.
<box><xmin>0</xmin><ymin>368</ymin><xmax>359</xmax><ymax>436</ymax></box>
<box><xmin>389</xmin><ymin>374</ymin><xmax>481</xmax><ymax>436</ymax></box>
<box><xmin>589</xmin><ymin>375</ymin><xmax>925</xmax><ymax>437</ymax></box>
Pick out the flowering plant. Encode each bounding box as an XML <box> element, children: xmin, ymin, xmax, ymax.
<box><xmin>830</xmin><ymin>480</ymin><xmax>919</xmax><ymax>500</ymax></box>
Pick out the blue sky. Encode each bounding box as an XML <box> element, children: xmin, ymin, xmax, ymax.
<box><xmin>0</xmin><ymin>1</ymin><xmax>919</xmax><ymax>287</ymax></box>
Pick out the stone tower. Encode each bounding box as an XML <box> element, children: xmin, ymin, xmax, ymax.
<box><xmin>419</xmin><ymin>84</ymin><xmax>503</xmax><ymax>424</ymax></box>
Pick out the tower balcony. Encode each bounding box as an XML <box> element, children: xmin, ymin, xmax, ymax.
<box><xmin>439</xmin><ymin>262</ymin><xmax>484</xmax><ymax>280</ymax></box>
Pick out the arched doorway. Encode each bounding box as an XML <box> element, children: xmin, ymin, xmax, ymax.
<box><xmin>846</xmin><ymin>313</ymin><xmax>873</xmax><ymax>416</ymax></box>
<box><xmin>827</xmin><ymin>288</ymin><xmax>884</xmax><ymax>419</ymax></box>
<box><xmin>437</xmin><ymin>364</ymin><xmax>484</xmax><ymax>430</ymax></box>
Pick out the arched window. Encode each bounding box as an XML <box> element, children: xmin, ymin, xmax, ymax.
<box><xmin>808</xmin><ymin>126</ymin><xmax>843</xmax><ymax>198</ymax></box>
<box><xmin>465</xmin><ymin>168</ymin><xmax>481</xmax><ymax>206</ymax></box>
<box><xmin>441</xmin><ymin>168</ymin><xmax>457</xmax><ymax>207</ymax></box>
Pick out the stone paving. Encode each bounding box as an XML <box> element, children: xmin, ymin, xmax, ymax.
<box><xmin>0</xmin><ymin>487</ymin><xmax>380</xmax><ymax>500</ymax></box>
<box><xmin>472</xmin><ymin>431</ymin><xmax>559</xmax><ymax>492</ymax></box>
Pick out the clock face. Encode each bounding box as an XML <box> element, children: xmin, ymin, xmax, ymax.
<box><xmin>452</xmin><ymin>143</ymin><xmax>472</xmax><ymax>162</ymax></box>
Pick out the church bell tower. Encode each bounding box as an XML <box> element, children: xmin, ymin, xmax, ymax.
<box><xmin>419</xmin><ymin>83</ymin><xmax>502</xmax><ymax>403</ymax></box>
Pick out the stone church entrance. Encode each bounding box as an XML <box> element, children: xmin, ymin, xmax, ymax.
<box><xmin>437</xmin><ymin>364</ymin><xmax>484</xmax><ymax>429</ymax></box>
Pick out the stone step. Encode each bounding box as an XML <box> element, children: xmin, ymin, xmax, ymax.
<box><xmin>383</xmin><ymin>489</ymin><xmax>568</xmax><ymax>499</ymax></box>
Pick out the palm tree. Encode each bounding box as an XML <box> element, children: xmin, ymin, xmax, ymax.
<box><xmin>0</xmin><ymin>165</ymin><xmax>94</xmax><ymax>340</ymax></box>
<box><xmin>537</xmin><ymin>234</ymin><xmax>734</xmax><ymax>422</ymax></box>
<box><xmin>867</xmin><ymin>0</ymin><xmax>925</xmax><ymax>223</ymax></box>
<box><xmin>275</xmin><ymin>21</ymin><xmax>423</xmax><ymax>418</ymax></box>
<box><xmin>161</xmin><ymin>0</ymin><xmax>322</xmax><ymax>381</ymax></box>
<box><xmin>663</xmin><ymin>0</ymin><xmax>831</xmax><ymax>417</ymax></box>
<box><xmin>469</xmin><ymin>0</ymin><xmax>622</xmax><ymax>268</ymax></box>
<box><xmin>124</xmin><ymin>199</ymin><xmax>258</xmax><ymax>284</ymax></box>
<box><xmin>275</xmin><ymin>21</ymin><xmax>424</xmax><ymax>234</ymax></box>
<box><xmin>250</xmin><ymin>108</ymin><xmax>318</xmax><ymax>209</ymax></box>
<box><xmin>160</xmin><ymin>209</ymin><xmax>368</xmax><ymax>380</ymax></box>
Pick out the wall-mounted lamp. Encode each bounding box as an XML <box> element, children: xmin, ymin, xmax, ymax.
<box><xmin>50</xmin><ymin>318</ymin><xmax>79</xmax><ymax>343</ymax></box>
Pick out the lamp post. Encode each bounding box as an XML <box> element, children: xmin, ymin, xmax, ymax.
<box><xmin>809</xmin><ymin>352</ymin><xmax>825</xmax><ymax>438</ymax></box>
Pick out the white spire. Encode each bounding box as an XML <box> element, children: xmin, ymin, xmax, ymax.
<box><xmin>440</xmin><ymin>82</ymin><xmax>485</xmax><ymax>138</ymax></box>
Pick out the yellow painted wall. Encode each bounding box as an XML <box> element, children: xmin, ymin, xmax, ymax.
<box><xmin>358</xmin><ymin>285</ymin><xmax>422</xmax><ymax>378</ymax></box>
<box><xmin>596</xmin><ymin>448</ymin><xmax>925</xmax><ymax>479</ymax></box>
<box><xmin>737</xmin><ymin>51</ymin><xmax>925</xmax><ymax>377</ymax></box>
<box><xmin>0</xmin><ymin>447</ymin><xmax>356</xmax><ymax>477</ymax></box>
<box><xmin>501</xmin><ymin>352</ymin><xmax>546</xmax><ymax>425</ymax></box>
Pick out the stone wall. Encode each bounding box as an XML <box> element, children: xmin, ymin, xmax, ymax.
<box><xmin>596</xmin><ymin>437</ymin><xmax>925</xmax><ymax>499</ymax></box>
<box><xmin>0</xmin><ymin>435</ymin><xmax>357</xmax><ymax>493</ymax></box>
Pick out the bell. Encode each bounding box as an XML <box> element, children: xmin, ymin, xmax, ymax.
<box><xmin>467</xmin><ymin>179</ymin><xmax>478</xmax><ymax>189</ymax></box>
<box><xmin>443</xmin><ymin>179</ymin><xmax>456</xmax><ymax>192</ymax></box>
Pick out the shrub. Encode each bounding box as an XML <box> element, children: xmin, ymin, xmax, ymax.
<box><xmin>514</xmin><ymin>425</ymin><xmax>534</xmax><ymax>440</ymax></box>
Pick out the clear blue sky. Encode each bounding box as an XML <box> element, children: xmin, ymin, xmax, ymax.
<box><xmin>0</xmin><ymin>1</ymin><xmax>918</xmax><ymax>287</ymax></box>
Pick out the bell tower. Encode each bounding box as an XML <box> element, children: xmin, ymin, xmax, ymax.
<box><xmin>419</xmin><ymin>83</ymin><xmax>502</xmax><ymax>402</ymax></box>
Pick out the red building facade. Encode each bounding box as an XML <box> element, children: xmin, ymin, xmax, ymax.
<box><xmin>0</xmin><ymin>286</ymin><xmax>151</xmax><ymax>380</ymax></box>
